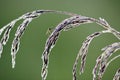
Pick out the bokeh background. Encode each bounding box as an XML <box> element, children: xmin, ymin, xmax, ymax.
<box><xmin>0</xmin><ymin>0</ymin><xmax>120</xmax><ymax>80</ymax></box>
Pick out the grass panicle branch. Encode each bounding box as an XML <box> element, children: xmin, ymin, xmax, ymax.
<box><xmin>93</xmin><ymin>42</ymin><xmax>120</xmax><ymax>80</ymax></box>
<box><xmin>113</xmin><ymin>68</ymin><xmax>120</xmax><ymax>80</ymax></box>
<box><xmin>98</xmin><ymin>42</ymin><xmax>120</xmax><ymax>80</ymax></box>
<box><xmin>0</xmin><ymin>10</ymin><xmax>119</xmax><ymax>80</ymax></box>
<box><xmin>41</xmin><ymin>15</ymin><xmax>96</xmax><ymax>80</ymax></box>
<box><xmin>11</xmin><ymin>18</ymin><xmax>33</xmax><ymax>68</ymax></box>
<box><xmin>72</xmin><ymin>30</ymin><xmax>111</xmax><ymax>80</ymax></box>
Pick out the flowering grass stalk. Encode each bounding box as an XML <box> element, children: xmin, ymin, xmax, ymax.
<box><xmin>0</xmin><ymin>10</ymin><xmax>119</xmax><ymax>80</ymax></box>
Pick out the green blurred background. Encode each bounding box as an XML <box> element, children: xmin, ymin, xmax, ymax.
<box><xmin>0</xmin><ymin>0</ymin><xmax>120</xmax><ymax>80</ymax></box>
